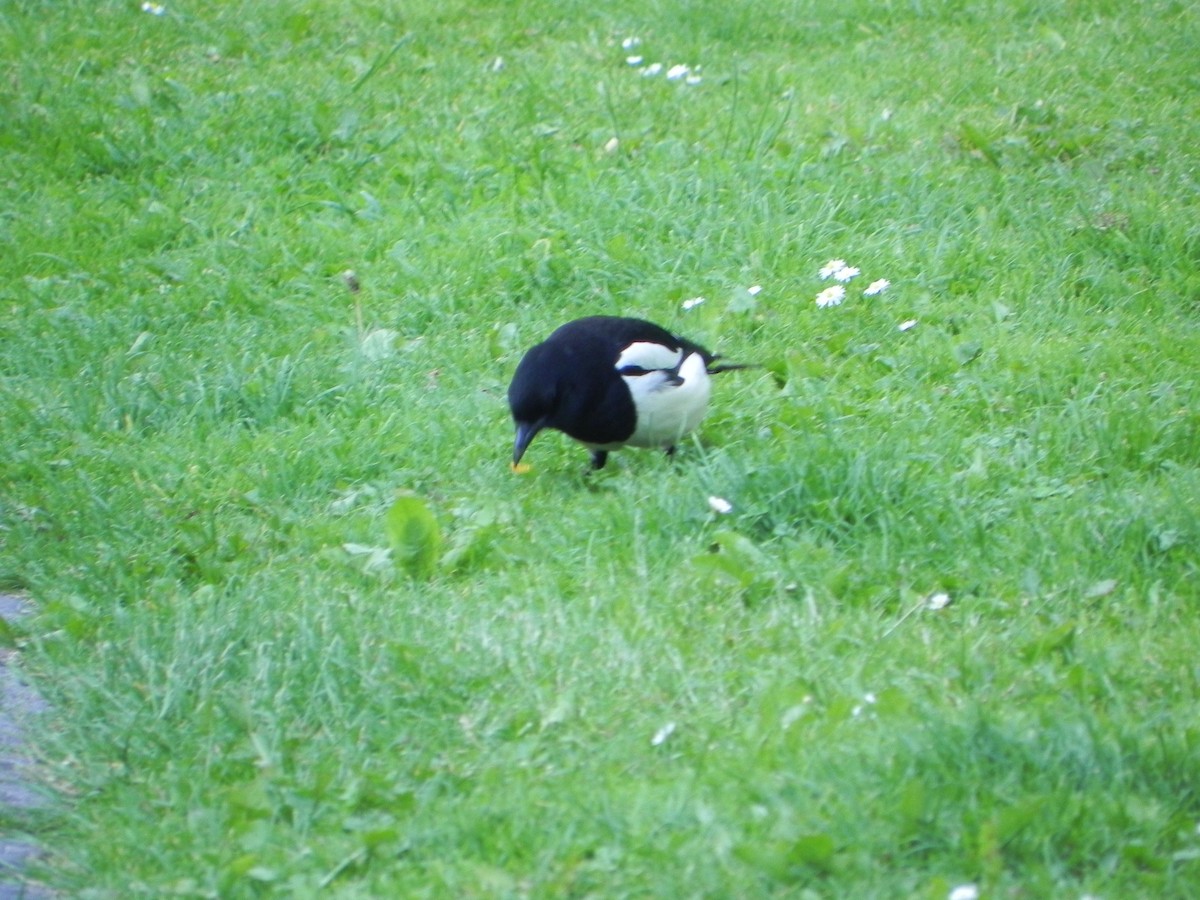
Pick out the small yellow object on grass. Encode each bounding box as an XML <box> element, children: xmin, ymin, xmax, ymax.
<box><xmin>511</xmin><ymin>462</ymin><xmax>533</xmax><ymax>474</ymax></box>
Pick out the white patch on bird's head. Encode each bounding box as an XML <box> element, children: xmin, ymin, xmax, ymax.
<box><xmin>614</xmin><ymin>341</ymin><xmax>683</xmax><ymax>373</ymax></box>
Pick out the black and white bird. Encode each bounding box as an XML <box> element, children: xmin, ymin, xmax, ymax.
<box><xmin>508</xmin><ymin>316</ymin><xmax>747</xmax><ymax>470</ymax></box>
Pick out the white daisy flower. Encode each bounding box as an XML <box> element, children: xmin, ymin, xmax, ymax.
<box><xmin>863</xmin><ymin>278</ymin><xmax>890</xmax><ymax>296</ymax></box>
<box><xmin>707</xmin><ymin>496</ymin><xmax>733</xmax><ymax>514</ymax></box>
<box><xmin>852</xmin><ymin>692</ymin><xmax>878</xmax><ymax>717</ymax></box>
<box><xmin>819</xmin><ymin>259</ymin><xmax>861</xmax><ymax>282</ymax></box>
<box><xmin>621</xmin><ymin>36</ymin><xmax>641</xmax><ymax>51</ymax></box>
<box><xmin>747</xmin><ymin>284</ymin><xmax>762</xmax><ymax>295</ymax></box>
<box><xmin>685</xmin><ymin>74</ymin><xmax>703</xmax><ymax>85</ymax></box>
<box><xmin>948</xmin><ymin>885</ymin><xmax>979</xmax><ymax>900</ymax></box>
<box><xmin>666</xmin><ymin>64</ymin><xmax>691</xmax><ymax>80</ymax></box>
<box><xmin>927</xmin><ymin>591</ymin><xmax>951</xmax><ymax>610</ymax></box>
<box><xmin>815</xmin><ymin>285</ymin><xmax>846</xmax><ymax>308</ymax></box>
<box><xmin>641</xmin><ymin>62</ymin><xmax>664</xmax><ymax>77</ymax></box>
<box><xmin>141</xmin><ymin>2</ymin><xmax>166</xmax><ymax>13</ymax></box>
<box><xmin>681</xmin><ymin>296</ymin><xmax>706</xmax><ymax>311</ymax></box>
<box><xmin>898</xmin><ymin>319</ymin><xmax>918</xmax><ymax>332</ymax></box>
<box><xmin>819</xmin><ymin>259</ymin><xmax>848</xmax><ymax>279</ymax></box>
<box><xmin>651</xmin><ymin>721</ymin><xmax>676</xmax><ymax>745</ymax></box>
<box><xmin>603</xmin><ymin>137</ymin><xmax>620</xmax><ymax>154</ymax></box>
<box><xmin>625</xmin><ymin>55</ymin><xmax>644</xmax><ymax>66</ymax></box>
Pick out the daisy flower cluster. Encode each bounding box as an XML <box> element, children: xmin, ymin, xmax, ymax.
<box><xmin>814</xmin><ymin>259</ymin><xmax>903</xmax><ymax>325</ymax></box>
<box><xmin>141</xmin><ymin>1</ymin><xmax>166</xmax><ymax>14</ymax></box>
<box><xmin>851</xmin><ymin>692</ymin><xmax>878</xmax><ymax>719</ymax></box>
<box><xmin>621</xmin><ymin>37</ymin><xmax>703</xmax><ymax>85</ymax></box>
<box><xmin>673</xmin><ymin>267</ymin><xmax>909</xmax><ymax>333</ymax></box>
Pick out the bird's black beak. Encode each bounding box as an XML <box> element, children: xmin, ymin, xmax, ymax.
<box><xmin>512</xmin><ymin>420</ymin><xmax>543</xmax><ymax>466</ymax></box>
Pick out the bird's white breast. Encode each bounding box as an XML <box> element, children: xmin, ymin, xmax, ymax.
<box><xmin>620</xmin><ymin>351</ymin><xmax>712</xmax><ymax>448</ymax></box>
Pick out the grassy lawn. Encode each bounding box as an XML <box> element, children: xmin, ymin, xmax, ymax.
<box><xmin>2</xmin><ymin>0</ymin><xmax>1199</xmax><ymax>895</ymax></box>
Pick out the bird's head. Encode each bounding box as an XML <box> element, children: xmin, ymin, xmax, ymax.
<box><xmin>507</xmin><ymin>345</ymin><xmax>558</xmax><ymax>466</ymax></box>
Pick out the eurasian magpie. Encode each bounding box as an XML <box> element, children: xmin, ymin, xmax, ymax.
<box><xmin>508</xmin><ymin>316</ymin><xmax>747</xmax><ymax>470</ymax></box>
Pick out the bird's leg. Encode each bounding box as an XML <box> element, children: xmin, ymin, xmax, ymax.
<box><xmin>590</xmin><ymin>449</ymin><xmax>609</xmax><ymax>470</ymax></box>
<box><xmin>665</xmin><ymin>445</ymin><xmax>677</xmax><ymax>460</ymax></box>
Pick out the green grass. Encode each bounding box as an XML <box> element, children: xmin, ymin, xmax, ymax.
<box><xmin>2</xmin><ymin>0</ymin><xmax>1199</xmax><ymax>895</ymax></box>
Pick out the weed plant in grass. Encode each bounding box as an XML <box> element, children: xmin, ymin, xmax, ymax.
<box><xmin>1</xmin><ymin>0</ymin><xmax>1199</xmax><ymax>896</ymax></box>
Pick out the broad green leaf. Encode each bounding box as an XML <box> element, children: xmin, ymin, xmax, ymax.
<box><xmin>958</xmin><ymin>120</ymin><xmax>1001</xmax><ymax>166</ymax></box>
<box><xmin>788</xmin><ymin>832</ymin><xmax>836</xmax><ymax>872</ymax></box>
<box><xmin>1085</xmin><ymin>578</ymin><xmax>1118</xmax><ymax>598</ymax></box>
<box><xmin>692</xmin><ymin>530</ymin><xmax>783</xmax><ymax>603</ymax></box>
<box><xmin>1020</xmin><ymin>621</ymin><xmax>1076</xmax><ymax>662</ymax></box>
<box><xmin>954</xmin><ymin>340</ymin><xmax>983</xmax><ymax>366</ymax></box>
<box><xmin>896</xmin><ymin>779</ymin><xmax>927</xmax><ymax>828</ymax></box>
<box><xmin>441</xmin><ymin>523</ymin><xmax>498</xmax><ymax>573</ymax></box>
<box><xmin>358</xmin><ymin>328</ymin><xmax>397</xmax><ymax>362</ymax></box>
<box><xmin>605</xmin><ymin>232</ymin><xmax>632</xmax><ymax>261</ymax></box>
<box><xmin>386</xmin><ymin>492</ymin><xmax>441</xmax><ymax>579</ymax></box>
<box><xmin>727</xmin><ymin>286</ymin><xmax>759</xmax><ymax>314</ymax></box>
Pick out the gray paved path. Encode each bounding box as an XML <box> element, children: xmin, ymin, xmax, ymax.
<box><xmin>0</xmin><ymin>595</ymin><xmax>52</xmax><ymax>898</ymax></box>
